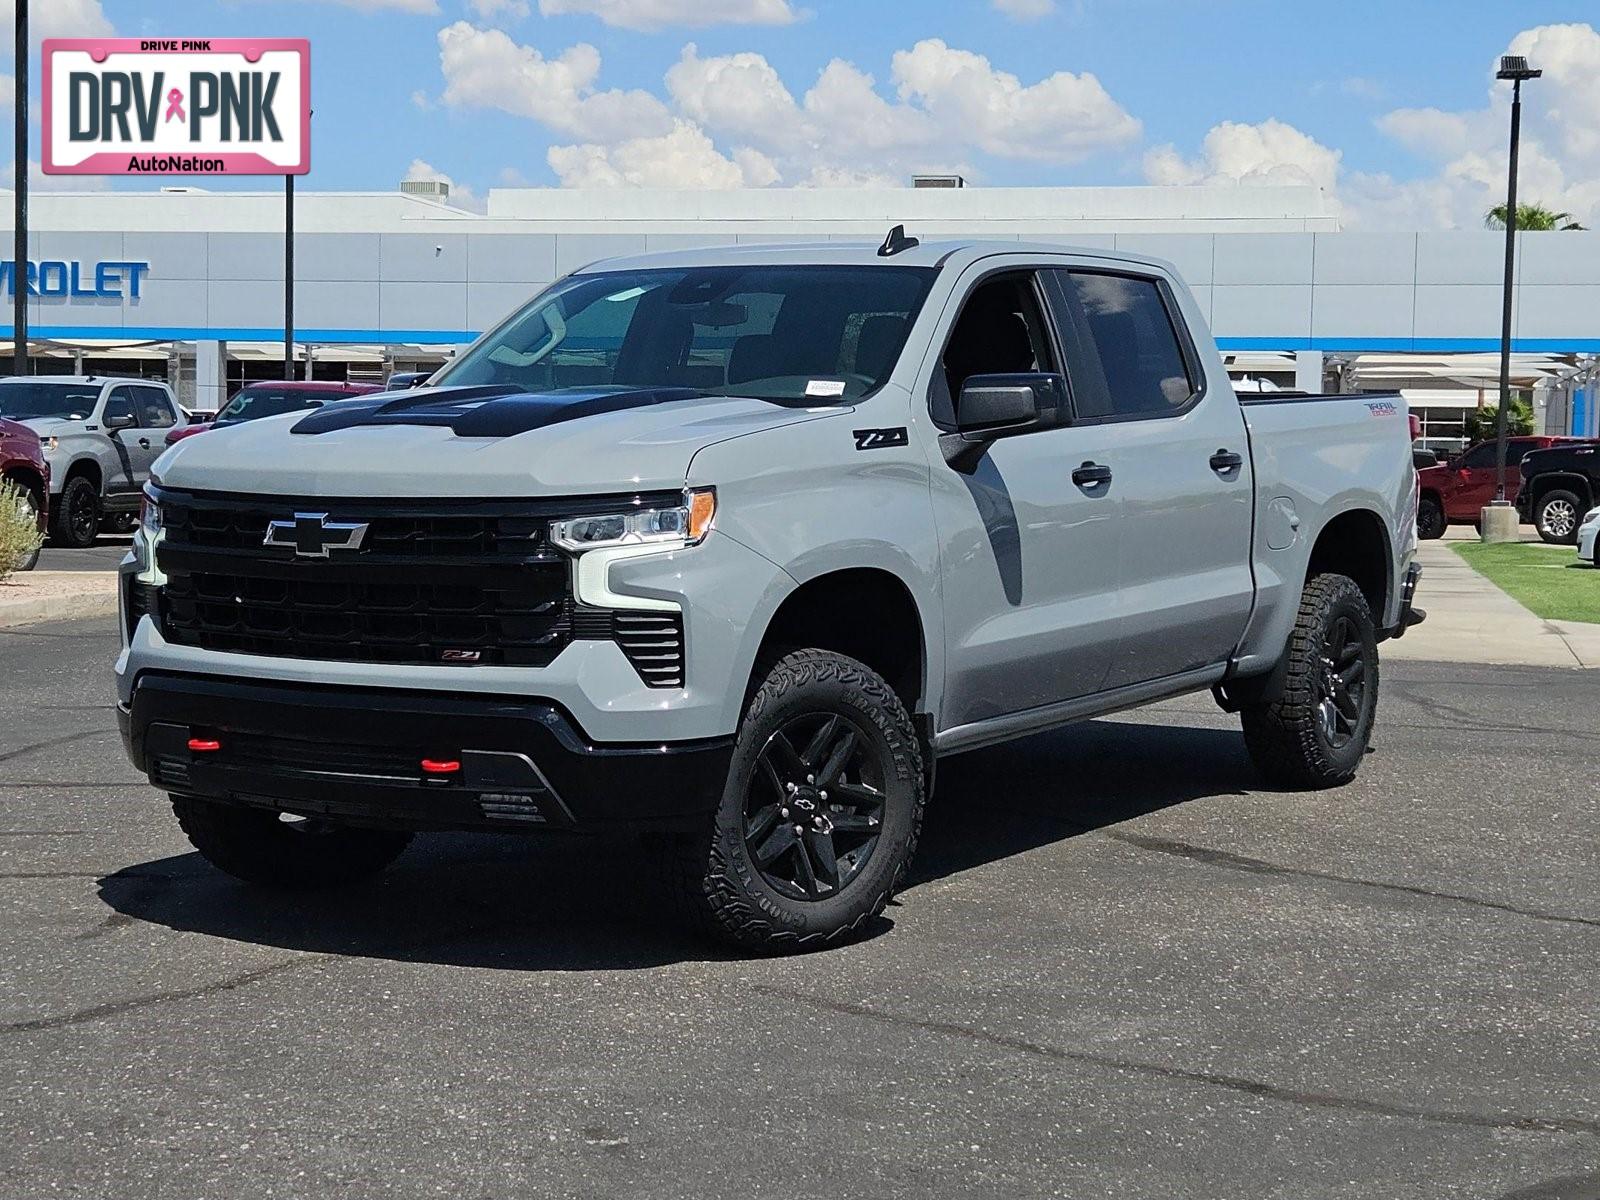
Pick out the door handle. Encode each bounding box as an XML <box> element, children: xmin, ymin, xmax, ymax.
<box><xmin>1072</xmin><ymin>461</ymin><xmax>1113</xmax><ymax>488</ymax></box>
<box><xmin>1209</xmin><ymin>449</ymin><xmax>1243</xmax><ymax>475</ymax></box>
<box><xmin>138</xmin><ymin>438</ymin><xmax>151</xmax><ymax>449</ymax></box>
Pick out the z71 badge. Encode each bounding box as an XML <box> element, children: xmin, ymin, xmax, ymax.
<box><xmin>853</xmin><ymin>427</ymin><xmax>909</xmax><ymax>451</ymax></box>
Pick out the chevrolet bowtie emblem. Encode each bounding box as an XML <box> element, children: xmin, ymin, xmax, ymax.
<box><xmin>263</xmin><ymin>513</ymin><xmax>370</xmax><ymax>558</ymax></box>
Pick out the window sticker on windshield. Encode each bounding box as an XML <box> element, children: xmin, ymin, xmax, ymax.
<box><xmin>805</xmin><ymin>380</ymin><xmax>847</xmax><ymax>397</ymax></box>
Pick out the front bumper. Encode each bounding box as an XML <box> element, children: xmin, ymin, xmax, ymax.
<box><xmin>1578</xmin><ymin>510</ymin><xmax>1600</xmax><ymax>563</ymax></box>
<box><xmin>119</xmin><ymin>673</ymin><xmax>732</xmax><ymax>833</ymax></box>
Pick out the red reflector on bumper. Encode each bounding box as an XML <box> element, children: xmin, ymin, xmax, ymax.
<box><xmin>420</xmin><ymin>759</ymin><xmax>461</xmax><ymax>774</ymax></box>
<box><xmin>188</xmin><ymin>738</ymin><xmax>221</xmax><ymax>753</ymax></box>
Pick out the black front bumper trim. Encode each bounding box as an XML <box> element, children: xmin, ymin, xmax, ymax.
<box><xmin>123</xmin><ymin>673</ymin><xmax>731</xmax><ymax>834</ymax></box>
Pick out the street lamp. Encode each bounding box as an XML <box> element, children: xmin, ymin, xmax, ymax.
<box><xmin>1483</xmin><ymin>54</ymin><xmax>1542</xmax><ymax>543</ymax></box>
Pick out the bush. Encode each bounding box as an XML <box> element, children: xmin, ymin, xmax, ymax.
<box><xmin>1463</xmin><ymin>397</ymin><xmax>1534</xmax><ymax>443</ymax></box>
<box><xmin>0</xmin><ymin>480</ymin><xmax>44</xmax><ymax>579</ymax></box>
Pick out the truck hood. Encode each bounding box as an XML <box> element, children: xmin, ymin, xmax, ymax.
<box><xmin>155</xmin><ymin>384</ymin><xmax>847</xmax><ymax>498</ymax></box>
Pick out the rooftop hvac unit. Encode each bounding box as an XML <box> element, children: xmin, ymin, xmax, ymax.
<box><xmin>400</xmin><ymin>179</ymin><xmax>451</xmax><ymax>199</ymax></box>
<box><xmin>912</xmin><ymin>175</ymin><xmax>965</xmax><ymax>189</ymax></box>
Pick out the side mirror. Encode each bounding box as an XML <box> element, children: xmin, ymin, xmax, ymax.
<box><xmin>104</xmin><ymin>409</ymin><xmax>136</xmax><ymax>431</ymax></box>
<box><xmin>942</xmin><ymin>373</ymin><xmax>1064</xmax><ymax>469</ymax></box>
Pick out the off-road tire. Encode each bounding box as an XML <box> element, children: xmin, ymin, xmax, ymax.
<box><xmin>9</xmin><ymin>483</ymin><xmax>41</xmax><ymax>571</ymax></box>
<box><xmin>663</xmin><ymin>649</ymin><xmax>925</xmax><ymax>953</ymax></box>
<box><xmin>1240</xmin><ymin>573</ymin><xmax>1379</xmax><ymax>789</ymax></box>
<box><xmin>1535</xmin><ymin>489</ymin><xmax>1584</xmax><ymax>545</ymax></box>
<box><xmin>172</xmin><ymin>796</ymin><xmax>412</xmax><ymax>889</ymax></box>
<box><xmin>49</xmin><ymin>475</ymin><xmax>101</xmax><ymax>548</ymax></box>
<box><xmin>1415</xmin><ymin>495</ymin><xmax>1446</xmax><ymax>540</ymax></box>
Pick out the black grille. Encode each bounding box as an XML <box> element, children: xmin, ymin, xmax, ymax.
<box><xmin>154</xmin><ymin>488</ymin><xmax>679</xmax><ymax>670</ymax></box>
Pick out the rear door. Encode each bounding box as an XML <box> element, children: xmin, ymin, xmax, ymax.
<box><xmin>129</xmin><ymin>386</ymin><xmax>179</xmax><ymax>484</ymax></box>
<box><xmin>1046</xmin><ymin>267</ymin><xmax>1255</xmax><ymax>688</ymax></box>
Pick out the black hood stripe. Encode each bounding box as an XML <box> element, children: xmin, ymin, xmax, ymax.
<box><xmin>291</xmin><ymin>385</ymin><xmax>713</xmax><ymax>438</ymax></box>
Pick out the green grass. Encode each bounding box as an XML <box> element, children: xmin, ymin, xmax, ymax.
<box><xmin>1453</xmin><ymin>541</ymin><xmax>1600</xmax><ymax>623</ymax></box>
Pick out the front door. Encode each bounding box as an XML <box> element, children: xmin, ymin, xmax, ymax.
<box><xmin>99</xmin><ymin>385</ymin><xmax>141</xmax><ymax>496</ymax></box>
<box><xmin>1046</xmin><ymin>268</ymin><xmax>1255</xmax><ymax>688</ymax></box>
<box><xmin>926</xmin><ymin>268</ymin><xmax>1124</xmax><ymax>730</ymax></box>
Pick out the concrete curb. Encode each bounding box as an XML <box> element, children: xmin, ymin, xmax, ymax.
<box><xmin>0</xmin><ymin>579</ymin><xmax>119</xmax><ymax>630</ymax></box>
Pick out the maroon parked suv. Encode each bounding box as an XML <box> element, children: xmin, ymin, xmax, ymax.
<box><xmin>1</xmin><ymin>416</ymin><xmax>48</xmax><ymax>572</ymax></box>
<box><xmin>166</xmin><ymin>380</ymin><xmax>383</xmax><ymax>446</ymax></box>
<box><xmin>1414</xmin><ymin>435</ymin><xmax>1588</xmax><ymax>539</ymax></box>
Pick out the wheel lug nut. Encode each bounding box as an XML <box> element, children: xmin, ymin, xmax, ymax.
<box><xmin>818</xmin><ymin>791</ymin><xmax>827</xmax><ymax>801</ymax></box>
<box><xmin>806</xmin><ymin>774</ymin><xmax>815</xmax><ymax>784</ymax></box>
<box><xmin>780</xmin><ymin>807</ymin><xmax>790</xmax><ymax>818</ymax></box>
<box><xmin>793</xmin><ymin>824</ymin><xmax>805</xmax><ymax>835</ymax></box>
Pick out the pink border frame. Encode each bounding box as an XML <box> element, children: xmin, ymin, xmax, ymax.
<box><xmin>41</xmin><ymin>37</ymin><xmax>311</xmax><ymax>176</ymax></box>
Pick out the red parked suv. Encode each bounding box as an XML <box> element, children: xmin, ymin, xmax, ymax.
<box><xmin>1</xmin><ymin>416</ymin><xmax>48</xmax><ymax>572</ymax></box>
<box><xmin>1415</xmin><ymin>435</ymin><xmax>1588</xmax><ymax>539</ymax></box>
<box><xmin>166</xmin><ymin>380</ymin><xmax>383</xmax><ymax>446</ymax></box>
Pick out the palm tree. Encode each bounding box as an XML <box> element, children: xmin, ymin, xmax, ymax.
<box><xmin>1484</xmin><ymin>203</ymin><xmax>1587</xmax><ymax>231</ymax></box>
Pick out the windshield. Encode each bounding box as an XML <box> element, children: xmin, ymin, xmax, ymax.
<box><xmin>436</xmin><ymin>265</ymin><xmax>936</xmax><ymax>404</ymax></box>
<box><xmin>0</xmin><ymin>382</ymin><xmax>100</xmax><ymax>421</ymax></box>
<box><xmin>216</xmin><ymin>387</ymin><xmax>339</xmax><ymax>425</ymax></box>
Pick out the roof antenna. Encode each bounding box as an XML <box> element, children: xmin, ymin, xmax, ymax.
<box><xmin>877</xmin><ymin>224</ymin><xmax>919</xmax><ymax>257</ymax></box>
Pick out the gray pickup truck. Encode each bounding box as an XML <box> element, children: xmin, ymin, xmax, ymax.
<box><xmin>0</xmin><ymin>376</ymin><xmax>187</xmax><ymax>547</ymax></box>
<box><xmin>117</xmin><ymin>236</ymin><xmax>1422</xmax><ymax>950</ymax></box>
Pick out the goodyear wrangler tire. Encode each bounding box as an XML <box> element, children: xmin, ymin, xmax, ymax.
<box><xmin>666</xmin><ymin>649</ymin><xmax>926</xmax><ymax>952</ymax></box>
<box><xmin>172</xmin><ymin>796</ymin><xmax>412</xmax><ymax>889</ymax></box>
<box><xmin>1240</xmin><ymin>573</ymin><xmax>1379</xmax><ymax>789</ymax></box>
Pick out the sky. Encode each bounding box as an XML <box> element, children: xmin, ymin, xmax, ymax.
<box><xmin>5</xmin><ymin>0</ymin><xmax>1600</xmax><ymax>229</ymax></box>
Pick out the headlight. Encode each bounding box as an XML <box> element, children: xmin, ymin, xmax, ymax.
<box><xmin>550</xmin><ymin>487</ymin><xmax>715</xmax><ymax>553</ymax></box>
<box><xmin>139</xmin><ymin>489</ymin><xmax>163</xmax><ymax>540</ymax></box>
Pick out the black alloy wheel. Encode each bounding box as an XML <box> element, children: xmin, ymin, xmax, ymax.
<box><xmin>51</xmin><ymin>476</ymin><xmax>101</xmax><ymax>548</ymax></box>
<box><xmin>743</xmin><ymin>712</ymin><xmax>886</xmax><ymax>901</ymax></box>
<box><xmin>1315</xmin><ymin>614</ymin><xmax>1367</xmax><ymax>750</ymax></box>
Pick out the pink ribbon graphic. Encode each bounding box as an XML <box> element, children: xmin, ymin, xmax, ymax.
<box><xmin>164</xmin><ymin>88</ymin><xmax>185</xmax><ymax>123</ymax></box>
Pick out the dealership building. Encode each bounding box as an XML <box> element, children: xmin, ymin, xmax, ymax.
<box><xmin>2</xmin><ymin>180</ymin><xmax>1597</xmax><ymax>449</ymax></box>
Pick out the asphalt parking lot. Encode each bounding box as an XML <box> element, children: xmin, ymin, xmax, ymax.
<box><xmin>35</xmin><ymin>533</ymin><xmax>133</xmax><ymax>573</ymax></box>
<box><xmin>3</xmin><ymin>616</ymin><xmax>1597</xmax><ymax>1199</ymax></box>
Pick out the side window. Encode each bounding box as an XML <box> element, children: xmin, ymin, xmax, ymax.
<box><xmin>931</xmin><ymin>272</ymin><xmax>1057</xmax><ymax>427</ymax></box>
<box><xmin>102</xmin><ymin>387</ymin><xmax>136</xmax><ymax>424</ymax></box>
<box><xmin>135</xmin><ymin>386</ymin><xmax>177</xmax><ymax>428</ymax></box>
<box><xmin>1053</xmin><ymin>270</ymin><xmax>1196</xmax><ymax>420</ymax></box>
<box><xmin>1458</xmin><ymin>443</ymin><xmax>1499</xmax><ymax>469</ymax></box>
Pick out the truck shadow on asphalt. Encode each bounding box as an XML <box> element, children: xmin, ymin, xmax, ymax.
<box><xmin>96</xmin><ymin>718</ymin><xmax>1253</xmax><ymax>971</ymax></box>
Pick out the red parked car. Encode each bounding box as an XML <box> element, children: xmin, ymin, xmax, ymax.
<box><xmin>1415</xmin><ymin>435</ymin><xmax>1589</xmax><ymax>539</ymax></box>
<box><xmin>1</xmin><ymin>416</ymin><xmax>49</xmax><ymax>572</ymax></box>
<box><xmin>166</xmin><ymin>380</ymin><xmax>383</xmax><ymax>446</ymax></box>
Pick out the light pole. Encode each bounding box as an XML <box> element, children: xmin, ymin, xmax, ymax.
<box><xmin>12</xmin><ymin>0</ymin><xmax>27</xmax><ymax>376</ymax></box>
<box><xmin>1483</xmin><ymin>54</ymin><xmax>1541</xmax><ymax>543</ymax></box>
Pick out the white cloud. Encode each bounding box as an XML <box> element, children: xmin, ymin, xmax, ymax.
<box><xmin>548</xmin><ymin>119</ymin><xmax>772</xmax><ymax>188</ymax></box>
<box><xmin>992</xmin><ymin>0</ymin><xmax>1055</xmax><ymax>21</ymax></box>
<box><xmin>436</xmin><ymin>21</ymin><xmax>671</xmax><ymax>142</ymax></box>
<box><xmin>446</xmin><ymin>31</ymin><xmax>1130</xmax><ymax>190</ymax></box>
<box><xmin>305</xmin><ymin>0</ymin><xmax>440</xmax><ymax>11</ymax></box>
<box><xmin>403</xmin><ymin>157</ymin><xmax>484</xmax><ymax>211</ymax></box>
<box><xmin>537</xmin><ymin>0</ymin><xmax>799</xmax><ymax>31</ymax></box>
<box><xmin>1358</xmin><ymin>21</ymin><xmax>1600</xmax><ymax>228</ymax></box>
<box><xmin>891</xmin><ymin>39</ymin><xmax>1140</xmax><ymax>162</ymax></box>
<box><xmin>0</xmin><ymin>0</ymin><xmax>115</xmax><ymax>43</ymax></box>
<box><xmin>1142</xmin><ymin>25</ymin><xmax>1600</xmax><ymax>231</ymax></box>
<box><xmin>468</xmin><ymin>0</ymin><xmax>531</xmax><ymax>18</ymax></box>
<box><xmin>1144</xmin><ymin>118</ymin><xmax>1342</xmax><ymax>193</ymax></box>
